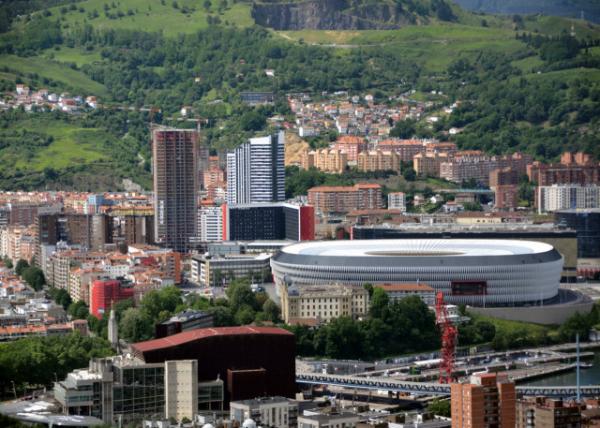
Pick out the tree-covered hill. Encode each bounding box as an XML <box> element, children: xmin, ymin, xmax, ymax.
<box><xmin>0</xmin><ymin>0</ymin><xmax>598</xmax><ymax>190</ymax></box>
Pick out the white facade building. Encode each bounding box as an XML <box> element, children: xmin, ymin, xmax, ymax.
<box><xmin>537</xmin><ymin>184</ymin><xmax>600</xmax><ymax>214</ymax></box>
<box><xmin>227</xmin><ymin>133</ymin><xmax>285</xmax><ymax>205</ymax></box>
<box><xmin>387</xmin><ymin>192</ymin><xmax>406</xmax><ymax>212</ymax></box>
<box><xmin>230</xmin><ymin>397</ymin><xmax>298</xmax><ymax>428</ymax></box>
<box><xmin>198</xmin><ymin>207</ymin><xmax>223</xmax><ymax>242</ymax></box>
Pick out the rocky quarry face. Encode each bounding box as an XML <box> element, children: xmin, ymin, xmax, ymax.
<box><xmin>252</xmin><ymin>0</ymin><xmax>415</xmax><ymax>31</ymax></box>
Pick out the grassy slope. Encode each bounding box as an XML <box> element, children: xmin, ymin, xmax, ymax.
<box><xmin>4</xmin><ymin>118</ymin><xmax>109</xmax><ymax>171</ymax></box>
<box><xmin>47</xmin><ymin>0</ymin><xmax>253</xmax><ymax>36</ymax></box>
<box><xmin>0</xmin><ymin>55</ymin><xmax>108</xmax><ymax>97</ymax></box>
<box><xmin>280</xmin><ymin>24</ymin><xmax>527</xmax><ymax>72</ymax></box>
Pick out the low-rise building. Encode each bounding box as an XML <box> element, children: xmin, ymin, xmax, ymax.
<box><xmin>281</xmin><ymin>283</ymin><xmax>369</xmax><ymax>324</ymax></box>
<box><xmin>375</xmin><ymin>283</ymin><xmax>435</xmax><ymax>306</ymax></box>
<box><xmin>230</xmin><ymin>397</ymin><xmax>298</xmax><ymax>428</ymax></box>
<box><xmin>191</xmin><ymin>253</ymin><xmax>271</xmax><ymax>287</ymax></box>
<box><xmin>387</xmin><ymin>192</ymin><xmax>406</xmax><ymax>212</ymax></box>
<box><xmin>299</xmin><ymin>409</ymin><xmax>360</xmax><ymax>428</ymax></box>
<box><xmin>516</xmin><ymin>397</ymin><xmax>583</xmax><ymax>428</ymax></box>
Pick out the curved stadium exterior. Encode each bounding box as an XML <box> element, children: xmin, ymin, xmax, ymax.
<box><xmin>270</xmin><ymin>239</ymin><xmax>564</xmax><ymax>306</ymax></box>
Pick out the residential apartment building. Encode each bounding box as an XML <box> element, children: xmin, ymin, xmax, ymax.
<box><xmin>307</xmin><ymin>183</ymin><xmax>383</xmax><ymax>214</ymax></box>
<box><xmin>230</xmin><ymin>397</ymin><xmax>298</xmax><ymax>428</ymax></box>
<box><xmin>451</xmin><ymin>373</ymin><xmax>516</xmax><ymax>428</ymax></box>
<box><xmin>357</xmin><ymin>150</ymin><xmax>400</xmax><ymax>172</ymax></box>
<box><xmin>516</xmin><ymin>397</ymin><xmax>583</xmax><ymax>428</ymax></box>
<box><xmin>387</xmin><ymin>192</ymin><xmax>406</xmax><ymax>212</ymax></box>
<box><xmin>377</xmin><ymin>139</ymin><xmax>425</xmax><ymax>162</ymax></box>
<box><xmin>280</xmin><ymin>283</ymin><xmax>369</xmax><ymax>324</ymax></box>
<box><xmin>226</xmin><ymin>132</ymin><xmax>285</xmax><ymax>205</ymax></box>
<box><xmin>152</xmin><ymin>127</ymin><xmax>200</xmax><ymax>252</ymax></box>
<box><xmin>528</xmin><ymin>152</ymin><xmax>600</xmax><ymax>186</ymax></box>
<box><xmin>197</xmin><ymin>206</ymin><xmax>223</xmax><ymax>242</ymax></box>
<box><xmin>90</xmin><ymin>279</ymin><xmax>134</xmax><ymax>319</ymax></box>
<box><xmin>490</xmin><ymin>167</ymin><xmax>521</xmax><ymax>188</ymax></box>
<box><xmin>375</xmin><ymin>283</ymin><xmax>435</xmax><ymax>306</ymax></box>
<box><xmin>537</xmin><ymin>184</ymin><xmax>600</xmax><ymax>213</ymax></box>
<box><xmin>300</xmin><ymin>149</ymin><xmax>348</xmax><ymax>173</ymax></box>
<box><xmin>413</xmin><ymin>152</ymin><xmax>449</xmax><ymax>177</ymax></box>
<box><xmin>440</xmin><ymin>152</ymin><xmax>532</xmax><ymax>187</ymax></box>
<box><xmin>331</xmin><ymin>136</ymin><xmax>367</xmax><ymax>162</ymax></box>
<box><xmin>495</xmin><ymin>185</ymin><xmax>520</xmax><ymax>210</ymax></box>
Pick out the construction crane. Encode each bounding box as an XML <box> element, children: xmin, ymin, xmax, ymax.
<box><xmin>435</xmin><ymin>291</ymin><xmax>458</xmax><ymax>384</ymax></box>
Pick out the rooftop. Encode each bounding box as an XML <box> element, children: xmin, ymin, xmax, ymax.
<box><xmin>376</xmin><ymin>283</ymin><xmax>434</xmax><ymax>292</ymax></box>
<box><xmin>132</xmin><ymin>326</ymin><xmax>293</xmax><ymax>354</ymax></box>
<box><xmin>281</xmin><ymin>239</ymin><xmax>554</xmax><ymax>258</ymax></box>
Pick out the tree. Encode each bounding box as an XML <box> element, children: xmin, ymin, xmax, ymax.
<box><xmin>239</xmin><ymin>109</ymin><xmax>267</xmax><ymax>132</ymax></box>
<box><xmin>390</xmin><ymin>119</ymin><xmax>416</xmax><ymax>139</ymax></box>
<box><xmin>227</xmin><ymin>279</ymin><xmax>258</xmax><ymax>313</ymax></box>
<box><xmin>22</xmin><ymin>266</ymin><xmax>46</xmax><ymax>291</ymax></box>
<box><xmin>15</xmin><ymin>259</ymin><xmax>29</xmax><ymax>276</ymax></box>
<box><xmin>68</xmin><ymin>301</ymin><xmax>89</xmax><ymax>319</ymax></box>
<box><xmin>49</xmin><ymin>287</ymin><xmax>72</xmax><ymax>309</ymax></box>
<box><xmin>139</xmin><ymin>286</ymin><xmax>182</xmax><ymax>321</ymax></box>
<box><xmin>428</xmin><ymin>398</ymin><xmax>451</xmax><ymax>417</ymax></box>
<box><xmin>3</xmin><ymin>256</ymin><xmax>13</xmax><ymax>269</ymax></box>
<box><xmin>207</xmin><ymin>305</ymin><xmax>234</xmax><ymax>326</ymax></box>
<box><xmin>324</xmin><ymin>317</ymin><xmax>365</xmax><ymax>359</ymax></box>
<box><xmin>262</xmin><ymin>299</ymin><xmax>280</xmax><ymax>322</ymax></box>
<box><xmin>369</xmin><ymin>287</ymin><xmax>389</xmax><ymax>319</ymax></box>
<box><xmin>119</xmin><ymin>308</ymin><xmax>154</xmax><ymax>342</ymax></box>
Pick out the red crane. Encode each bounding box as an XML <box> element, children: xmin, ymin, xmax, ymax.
<box><xmin>435</xmin><ymin>291</ymin><xmax>458</xmax><ymax>384</ymax></box>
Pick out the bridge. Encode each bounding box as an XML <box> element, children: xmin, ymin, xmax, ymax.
<box><xmin>296</xmin><ymin>373</ymin><xmax>600</xmax><ymax>398</ymax></box>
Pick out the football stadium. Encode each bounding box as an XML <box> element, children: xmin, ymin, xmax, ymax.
<box><xmin>270</xmin><ymin>239</ymin><xmax>564</xmax><ymax>306</ymax></box>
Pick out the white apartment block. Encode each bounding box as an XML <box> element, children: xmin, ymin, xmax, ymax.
<box><xmin>198</xmin><ymin>206</ymin><xmax>223</xmax><ymax>242</ymax></box>
<box><xmin>387</xmin><ymin>192</ymin><xmax>406</xmax><ymax>212</ymax></box>
<box><xmin>165</xmin><ymin>360</ymin><xmax>198</xmax><ymax>422</ymax></box>
<box><xmin>537</xmin><ymin>185</ymin><xmax>600</xmax><ymax>214</ymax></box>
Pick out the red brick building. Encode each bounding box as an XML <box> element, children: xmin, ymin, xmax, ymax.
<box><xmin>527</xmin><ymin>152</ymin><xmax>600</xmax><ymax>186</ymax></box>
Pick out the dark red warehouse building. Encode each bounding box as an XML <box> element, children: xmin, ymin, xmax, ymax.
<box><xmin>131</xmin><ymin>326</ymin><xmax>296</xmax><ymax>405</ymax></box>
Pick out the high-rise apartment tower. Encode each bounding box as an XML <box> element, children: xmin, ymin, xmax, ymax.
<box><xmin>152</xmin><ymin>127</ymin><xmax>200</xmax><ymax>252</ymax></box>
<box><xmin>227</xmin><ymin>132</ymin><xmax>285</xmax><ymax>205</ymax></box>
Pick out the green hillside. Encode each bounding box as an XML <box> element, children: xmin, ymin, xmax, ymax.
<box><xmin>46</xmin><ymin>0</ymin><xmax>253</xmax><ymax>36</ymax></box>
<box><xmin>0</xmin><ymin>0</ymin><xmax>598</xmax><ymax>190</ymax></box>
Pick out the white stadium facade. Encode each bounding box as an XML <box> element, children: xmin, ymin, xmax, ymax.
<box><xmin>270</xmin><ymin>239</ymin><xmax>564</xmax><ymax>306</ymax></box>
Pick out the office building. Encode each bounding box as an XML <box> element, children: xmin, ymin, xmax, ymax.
<box><xmin>191</xmin><ymin>253</ymin><xmax>271</xmax><ymax>287</ymax></box>
<box><xmin>54</xmin><ymin>355</ymin><xmax>223</xmax><ymax>425</ymax></box>
<box><xmin>387</xmin><ymin>192</ymin><xmax>406</xmax><ymax>212</ymax></box>
<box><xmin>516</xmin><ymin>397</ymin><xmax>583</xmax><ymax>428</ymax></box>
<box><xmin>555</xmin><ymin>208</ymin><xmax>600</xmax><ymax>258</ymax></box>
<box><xmin>222</xmin><ymin>203</ymin><xmax>315</xmax><ymax>242</ymax></box>
<box><xmin>152</xmin><ymin>127</ymin><xmax>200</xmax><ymax>252</ymax></box>
<box><xmin>537</xmin><ymin>185</ymin><xmax>600</xmax><ymax>213</ymax></box>
<box><xmin>230</xmin><ymin>397</ymin><xmax>298</xmax><ymax>428</ymax></box>
<box><xmin>307</xmin><ymin>183</ymin><xmax>383</xmax><ymax>214</ymax></box>
<box><xmin>90</xmin><ymin>279</ymin><xmax>134</xmax><ymax>319</ymax></box>
<box><xmin>451</xmin><ymin>373</ymin><xmax>516</xmax><ymax>428</ymax></box>
<box><xmin>155</xmin><ymin>310</ymin><xmax>214</xmax><ymax>339</ymax></box>
<box><xmin>281</xmin><ymin>283</ymin><xmax>369</xmax><ymax>325</ymax></box>
<box><xmin>226</xmin><ymin>133</ymin><xmax>285</xmax><ymax>205</ymax></box>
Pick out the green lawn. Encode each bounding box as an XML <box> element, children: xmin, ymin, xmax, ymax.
<box><xmin>47</xmin><ymin>0</ymin><xmax>253</xmax><ymax>36</ymax></box>
<box><xmin>511</xmin><ymin>55</ymin><xmax>545</xmax><ymax>73</ymax></box>
<box><xmin>0</xmin><ymin>55</ymin><xmax>108</xmax><ymax>97</ymax></box>
<box><xmin>42</xmin><ymin>47</ymin><xmax>102</xmax><ymax>67</ymax></box>
<box><xmin>279</xmin><ymin>24</ymin><xmax>528</xmax><ymax>72</ymax></box>
<box><xmin>8</xmin><ymin>120</ymin><xmax>109</xmax><ymax>171</ymax></box>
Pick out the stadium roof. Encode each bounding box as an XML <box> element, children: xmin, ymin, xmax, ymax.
<box><xmin>132</xmin><ymin>326</ymin><xmax>292</xmax><ymax>354</ymax></box>
<box><xmin>281</xmin><ymin>239</ymin><xmax>553</xmax><ymax>258</ymax></box>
